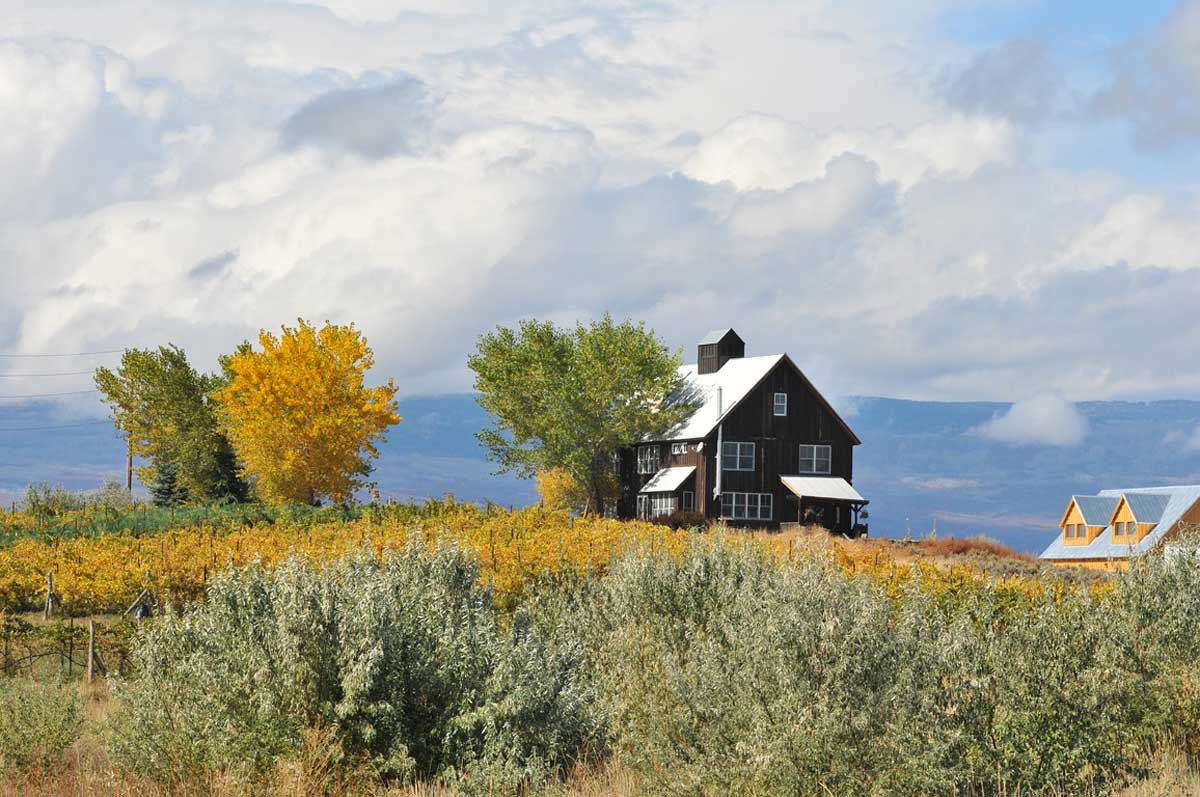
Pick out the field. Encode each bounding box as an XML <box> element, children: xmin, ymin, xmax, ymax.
<box><xmin>3</xmin><ymin>503</ymin><xmax>1200</xmax><ymax>796</ymax></box>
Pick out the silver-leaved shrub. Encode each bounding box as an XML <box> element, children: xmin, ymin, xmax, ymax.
<box><xmin>107</xmin><ymin>541</ymin><xmax>598</xmax><ymax>791</ymax></box>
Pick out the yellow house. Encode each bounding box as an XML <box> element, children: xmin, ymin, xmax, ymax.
<box><xmin>1040</xmin><ymin>486</ymin><xmax>1200</xmax><ymax>571</ymax></box>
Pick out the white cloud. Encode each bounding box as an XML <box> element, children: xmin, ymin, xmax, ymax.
<box><xmin>973</xmin><ymin>395</ymin><xmax>1090</xmax><ymax>447</ymax></box>
<box><xmin>902</xmin><ymin>477</ymin><xmax>981</xmax><ymax>491</ymax></box>
<box><xmin>0</xmin><ymin>0</ymin><xmax>1199</xmax><ymax>411</ymax></box>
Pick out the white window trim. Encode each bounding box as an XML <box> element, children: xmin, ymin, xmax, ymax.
<box><xmin>798</xmin><ymin>444</ymin><xmax>832</xmax><ymax>475</ymax></box>
<box><xmin>773</xmin><ymin>392</ymin><xmax>788</xmax><ymax>417</ymax></box>
<box><xmin>721</xmin><ymin>441</ymin><xmax>755</xmax><ymax>472</ymax></box>
<box><xmin>720</xmin><ymin>492</ymin><xmax>773</xmax><ymax>521</ymax></box>
<box><xmin>637</xmin><ymin>445</ymin><xmax>660</xmax><ymax>474</ymax></box>
<box><xmin>638</xmin><ymin>493</ymin><xmax>674</xmax><ymax>519</ymax></box>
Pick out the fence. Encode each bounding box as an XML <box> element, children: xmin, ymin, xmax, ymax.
<box><xmin>0</xmin><ymin>613</ymin><xmax>133</xmax><ymax>680</ymax></box>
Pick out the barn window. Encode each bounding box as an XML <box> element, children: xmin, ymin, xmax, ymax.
<box><xmin>682</xmin><ymin>491</ymin><xmax>695</xmax><ymax>512</ymax></box>
<box><xmin>637</xmin><ymin>445</ymin><xmax>660</xmax><ymax>474</ymax></box>
<box><xmin>671</xmin><ymin>442</ymin><xmax>689</xmax><ymax>455</ymax></box>
<box><xmin>721</xmin><ymin>441</ymin><xmax>755</xmax><ymax>471</ymax></box>
<box><xmin>799</xmin><ymin>444</ymin><xmax>831</xmax><ymax>474</ymax></box>
<box><xmin>720</xmin><ymin>492</ymin><xmax>772</xmax><ymax>521</ymax></box>
<box><xmin>638</xmin><ymin>494</ymin><xmax>674</xmax><ymax>519</ymax></box>
<box><xmin>773</xmin><ymin>392</ymin><xmax>788</xmax><ymax>416</ymax></box>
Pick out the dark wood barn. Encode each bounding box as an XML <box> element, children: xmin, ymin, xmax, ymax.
<box><xmin>615</xmin><ymin>329</ymin><xmax>867</xmax><ymax>533</ymax></box>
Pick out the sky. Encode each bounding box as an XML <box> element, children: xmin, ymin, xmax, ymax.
<box><xmin>4</xmin><ymin>0</ymin><xmax>1200</xmax><ymax>451</ymax></box>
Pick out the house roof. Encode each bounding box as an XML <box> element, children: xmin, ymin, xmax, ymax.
<box><xmin>780</xmin><ymin>476</ymin><xmax>867</xmax><ymax>503</ymax></box>
<box><xmin>1040</xmin><ymin>485</ymin><xmax>1200</xmax><ymax>561</ymax></box>
<box><xmin>1070</xmin><ymin>495</ymin><xmax>1120</xmax><ymax>526</ymax></box>
<box><xmin>1123</xmin><ymin>492</ymin><xmax>1172</xmax><ymax>524</ymax></box>
<box><xmin>652</xmin><ymin>353</ymin><xmax>861</xmax><ymax>444</ymax></box>
<box><xmin>639</xmin><ymin>466</ymin><xmax>696</xmax><ymax>494</ymax></box>
<box><xmin>699</xmin><ymin>328</ymin><xmax>742</xmax><ymax>346</ymax></box>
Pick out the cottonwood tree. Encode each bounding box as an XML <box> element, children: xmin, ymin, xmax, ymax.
<box><xmin>95</xmin><ymin>345</ymin><xmax>248</xmax><ymax>502</ymax></box>
<box><xmin>214</xmin><ymin>320</ymin><xmax>400</xmax><ymax>505</ymax></box>
<box><xmin>469</xmin><ymin>316</ymin><xmax>698</xmax><ymax>516</ymax></box>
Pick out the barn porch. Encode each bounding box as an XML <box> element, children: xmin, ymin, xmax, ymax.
<box><xmin>780</xmin><ymin>476</ymin><xmax>869</xmax><ymax>537</ymax></box>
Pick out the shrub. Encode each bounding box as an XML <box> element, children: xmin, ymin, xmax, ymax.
<box><xmin>0</xmin><ymin>677</ymin><xmax>81</xmax><ymax>773</ymax></box>
<box><xmin>107</xmin><ymin>541</ymin><xmax>597</xmax><ymax>790</ymax></box>
<box><xmin>560</xmin><ymin>542</ymin><xmax>1152</xmax><ymax>796</ymax></box>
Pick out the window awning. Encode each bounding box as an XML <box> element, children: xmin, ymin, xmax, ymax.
<box><xmin>780</xmin><ymin>476</ymin><xmax>867</xmax><ymax>503</ymax></box>
<box><xmin>640</xmin><ymin>466</ymin><xmax>697</xmax><ymax>494</ymax></box>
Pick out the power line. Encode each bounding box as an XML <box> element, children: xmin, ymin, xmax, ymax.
<box><xmin>0</xmin><ymin>420</ymin><xmax>111</xmax><ymax>433</ymax></box>
<box><xmin>0</xmin><ymin>349</ymin><xmax>122</xmax><ymax>358</ymax></box>
<box><xmin>0</xmin><ymin>370</ymin><xmax>96</xmax><ymax>378</ymax></box>
<box><xmin>0</xmin><ymin>389</ymin><xmax>99</xmax><ymax>400</ymax></box>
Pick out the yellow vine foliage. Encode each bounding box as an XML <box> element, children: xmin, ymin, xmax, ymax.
<box><xmin>0</xmin><ymin>508</ymin><xmax>1073</xmax><ymax>618</ymax></box>
<box><xmin>0</xmin><ymin>509</ymin><xmax>692</xmax><ymax>615</ymax></box>
<box><xmin>215</xmin><ymin>320</ymin><xmax>400</xmax><ymax>504</ymax></box>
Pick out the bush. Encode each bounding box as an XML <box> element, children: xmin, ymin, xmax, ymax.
<box><xmin>649</xmin><ymin>510</ymin><xmax>707</xmax><ymax>530</ymax></box>
<box><xmin>0</xmin><ymin>677</ymin><xmax>81</xmax><ymax>773</ymax></box>
<box><xmin>558</xmin><ymin>542</ymin><xmax>1154</xmax><ymax>796</ymax></box>
<box><xmin>107</xmin><ymin>541</ymin><xmax>597</xmax><ymax>790</ymax></box>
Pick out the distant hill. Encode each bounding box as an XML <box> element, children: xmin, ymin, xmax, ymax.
<box><xmin>4</xmin><ymin>395</ymin><xmax>1200</xmax><ymax>553</ymax></box>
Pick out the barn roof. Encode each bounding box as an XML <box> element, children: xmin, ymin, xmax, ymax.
<box><xmin>651</xmin><ymin>353</ymin><xmax>860</xmax><ymax>444</ymax></box>
<box><xmin>698</xmin><ymin>328</ymin><xmax>742</xmax><ymax>346</ymax></box>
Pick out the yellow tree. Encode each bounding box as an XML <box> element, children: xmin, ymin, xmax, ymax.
<box><xmin>214</xmin><ymin>320</ymin><xmax>400</xmax><ymax>505</ymax></box>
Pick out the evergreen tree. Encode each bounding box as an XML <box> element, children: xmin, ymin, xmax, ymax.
<box><xmin>149</xmin><ymin>460</ymin><xmax>189</xmax><ymax>507</ymax></box>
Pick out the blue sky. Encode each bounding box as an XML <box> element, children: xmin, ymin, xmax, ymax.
<box><xmin>4</xmin><ymin>0</ymin><xmax>1200</xmax><ymax>456</ymax></box>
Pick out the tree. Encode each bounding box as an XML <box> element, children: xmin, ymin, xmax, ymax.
<box><xmin>213</xmin><ymin>320</ymin><xmax>400</xmax><ymax>505</ymax></box>
<box><xmin>536</xmin><ymin>468</ymin><xmax>589</xmax><ymax>513</ymax></box>
<box><xmin>95</xmin><ymin>345</ymin><xmax>248</xmax><ymax>502</ymax></box>
<box><xmin>149</xmin><ymin>460</ymin><xmax>189</xmax><ymax>507</ymax></box>
<box><xmin>469</xmin><ymin>315</ymin><xmax>698</xmax><ymax>515</ymax></box>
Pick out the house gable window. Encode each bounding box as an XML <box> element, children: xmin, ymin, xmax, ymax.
<box><xmin>720</xmin><ymin>492</ymin><xmax>773</xmax><ymax>521</ymax></box>
<box><xmin>637</xmin><ymin>445</ymin><xmax>660</xmax><ymax>474</ymax></box>
<box><xmin>773</xmin><ymin>392</ymin><xmax>788</xmax><ymax>416</ymax></box>
<box><xmin>799</xmin><ymin>444</ymin><xmax>831</xmax><ymax>474</ymax></box>
<box><xmin>721</xmin><ymin>441</ymin><xmax>755</xmax><ymax>471</ymax></box>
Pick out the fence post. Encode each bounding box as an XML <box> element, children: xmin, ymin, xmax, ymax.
<box><xmin>44</xmin><ymin>572</ymin><xmax>56</xmax><ymax>620</ymax></box>
<box><xmin>87</xmin><ymin>620</ymin><xmax>96</xmax><ymax>683</ymax></box>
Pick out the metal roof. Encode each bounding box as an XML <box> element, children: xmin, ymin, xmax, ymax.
<box><xmin>1124</xmin><ymin>492</ymin><xmax>1171</xmax><ymax>523</ymax></box>
<box><xmin>698</xmin><ymin>328</ymin><xmax>740</xmax><ymax>345</ymax></box>
<box><xmin>655</xmin><ymin>354</ymin><xmax>783</xmax><ymax>441</ymax></box>
<box><xmin>639</xmin><ymin>466</ymin><xmax>696</xmax><ymax>494</ymax></box>
<box><xmin>651</xmin><ymin>353</ymin><xmax>860</xmax><ymax>444</ymax></box>
<box><xmin>780</xmin><ymin>476</ymin><xmax>867</xmax><ymax>503</ymax></box>
<box><xmin>1072</xmin><ymin>495</ymin><xmax>1120</xmax><ymax>526</ymax></box>
<box><xmin>1040</xmin><ymin>485</ymin><xmax>1200</xmax><ymax>561</ymax></box>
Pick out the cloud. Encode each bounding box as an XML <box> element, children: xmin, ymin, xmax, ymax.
<box><xmin>902</xmin><ymin>477</ymin><xmax>981</xmax><ymax>491</ymax></box>
<box><xmin>1093</xmin><ymin>1</ymin><xmax>1200</xmax><ymax>148</ymax></box>
<box><xmin>973</xmin><ymin>395</ymin><xmax>1089</xmax><ymax>447</ymax></box>
<box><xmin>943</xmin><ymin>38</ymin><xmax>1062</xmax><ymax>124</ymax></box>
<box><xmin>280</xmin><ymin>77</ymin><xmax>435</xmax><ymax>159</ymax></box>
<box><xmin>2</xmin><ymin>0</ymin><xmax>1200</xmax><ymax>411</ymax></box>
<box><xmin>189</xmin><ymin>249</ymin><xmax>239</xmax><ymax>281</ymax></box>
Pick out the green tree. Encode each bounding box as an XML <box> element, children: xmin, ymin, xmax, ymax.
<box><xmin>149</xmin><ymin>460</ymin><xmax>189</xmax><ymax>507</ymax></box>
<box><xmin>468</xmin><ymin>315</ymin><xmax>698</xmax><ymax>515</ymax></box>
<box><xmin>95</xmin><ymin>345</ymin><xmax>249</xmax><ymax>503</ymax></box>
